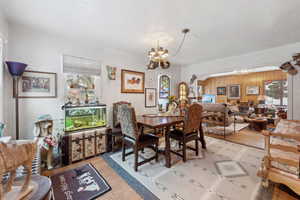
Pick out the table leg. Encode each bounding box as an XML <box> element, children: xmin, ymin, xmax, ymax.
<box><xmin>165</xmin><ymin>126</ymin><xmax>171</xmax><ymax>168</ymax></box>
<box><xmin>199</xmin><ymin>122</ymin><xmax>206</xmax><ymax>149</ymax></box>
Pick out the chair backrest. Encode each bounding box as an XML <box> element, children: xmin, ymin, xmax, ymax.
<box><xmin>118</xmin><ymin>104</ymin><xmax>138</xmax><ymax>139</ymax></box>
<box><xmin>183</xmin><ymin>103</ymin><xmax>203</xmax><ymax>134</ymax></box>
<box><xmin>113</xmin><ymin>101</ymin><xmax>131</xmax><ymax>128</ymax></box>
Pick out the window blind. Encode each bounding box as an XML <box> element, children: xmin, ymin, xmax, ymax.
<box><xmin>62</xmin><ymin>55</ymin><xmax>101</xmax><ymax>76</ymax></box>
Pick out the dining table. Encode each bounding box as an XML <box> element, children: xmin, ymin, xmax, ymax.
<box><xmin>136</xmin><ymin>114</ymin><xmax>206</xmax><ymax>168</ymax></box>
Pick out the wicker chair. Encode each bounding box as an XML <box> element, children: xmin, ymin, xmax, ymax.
<box><xmin>165</xmin><ymin>103</ymin><xmax>203</xmax><ymax>167</ymax></box>
<box><xmin>258</xmin><ymin>119</ymin><xmax>300</xmax><ymax>195</ymax></box>
<box><xmin>119</xmin><ymin>104</ymin><xmax>159</xmax><ymax>171</ymax></box>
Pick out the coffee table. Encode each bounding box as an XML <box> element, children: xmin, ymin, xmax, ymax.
<box><xmin>248</xmin><ymin>118</ymin><xmax>268</xmax><ymax>131</ymax></box>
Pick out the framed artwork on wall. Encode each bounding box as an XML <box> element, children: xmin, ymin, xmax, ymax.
<box><xmin>217</xmin><ymin>87</ymin><xmax>226</xmax><ymax>95</ymax></box>
<box><xmin>121</xmin><ymin>69</ymin><xmax>145</xmax><ymax>93</ymax></box>
<box><xmin>246</xmin><ymin>86</ymin><xmax>259</xmax><ymax>95</ymax></box>
<box><xmin>145</xmin><ymin>88</ymin><xmax>157</xmax><ymax>107</ymax></box>
<box><xmin>228</xmin><ymin>84</ymin><xmax>240</xmax><ymax>99</ymax></box>
<box><xmin>15</xmin><ymin>70</ymin><xmax>57</xmax><ymax>98</ymax></box>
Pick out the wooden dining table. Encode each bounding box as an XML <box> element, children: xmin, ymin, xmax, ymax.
<box><xmin>136</xmin><ymin>115</ymin><xmax>206</xmax><ymax>168</ymax></box>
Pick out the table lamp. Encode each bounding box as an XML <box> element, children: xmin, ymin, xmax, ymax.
<box><xmin>5</xmin><ymin>61</ymin><xmax>27</xmax><ymax>140</ymax></box>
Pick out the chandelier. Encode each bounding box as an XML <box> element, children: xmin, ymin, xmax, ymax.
<box><xmin>147</xmin><ymin>41</ymin><xmax>170</xmax><ymax>70</ymax></box>
<box><xmin>280</xmin><ymin>53</ymin><xmax>300</xmax><ymax>75</ymax></box>
<box><xmin>147</xmin><ymin>28</ymin><xmax>190</xmax><ymax>70</ymax></box>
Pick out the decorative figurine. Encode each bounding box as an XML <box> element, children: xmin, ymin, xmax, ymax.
<box><xmin>0</xmin><ymin>140</ymin><xmax>37</xmax><ymax>200</ymax></box>
<box><xmin>106</xmin><ymin>65</ymin><xmax>116</xmax><ymax>80</ymax></box>
<box><xmin>84</xmin><ymin>88</ymin><xmax>89</xmax><ymax>105</ymax></box>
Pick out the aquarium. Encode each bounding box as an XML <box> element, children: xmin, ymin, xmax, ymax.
<box><xmin>64</xmin><ymin>104</ymin><xmax>107</xmax><ymax>132</ymax></box>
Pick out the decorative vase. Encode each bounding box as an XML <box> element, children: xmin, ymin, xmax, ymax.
<box><xmin>0</xmin><ymin>123</ymin><xmax>4</xmax><ymax>137</ymax></box>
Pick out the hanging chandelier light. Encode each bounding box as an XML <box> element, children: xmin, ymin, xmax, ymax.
<box><xmin>279</xmin><ymin>53</ymin><xmax>300</xmax><ymax>75</ymax></box>
<box><xmin>147</xmin><ymin>28</ymin><xmax>190</xmax><ymax>70</ymax></box>
<box><xmin>147</xmin><ymin>41</ymin><xmax>170</xmax><ymax>70</ymax></box>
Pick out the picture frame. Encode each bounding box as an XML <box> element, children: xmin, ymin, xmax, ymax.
<box><xmin>121</xmin><ymin>69</ymin><xmax>145</xmax><ymax>93</ymax></box>
<box><xmin>217</xmin><ymin>87</ymin><xmax>226</xmax><ymax>95</ymax></box>
<box><xmin>228</xmin><ymin>84</ymin><xmax>240</xmax><ymax>99</ymax></box>
<box><xmin>16</xmin><ymin>70</ymin><xmax>57</xmax><ymax>98</ymax></box>
<box><xmin>145</xmin><ymin>88</ymin><xmax>157</xmax><ymax>108</ymax></box>
<box><xmin>246</xmin><ymin>86</ymin><xmax>259</xmax><ymax>95</ymax></box>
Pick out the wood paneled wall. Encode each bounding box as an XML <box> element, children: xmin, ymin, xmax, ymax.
<box><xmin>203</xmin><ymin>70</ymin><xmax>287</xmax><ymax>104</ymax></box>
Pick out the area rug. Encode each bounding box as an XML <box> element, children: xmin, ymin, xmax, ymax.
<box><xmin>110</xmin><ymin>136</ymin><xmax>270</xmax><ymax>200</ymax></box>
<box><xmin>204</xmin><ymin>123</ymin><xmax>249</xmax><ymax>135</ymax></box>
<box><xmin>51</xmin><ymin>164</ymin><xmax>111</xmax><ymax>200</ymax></box>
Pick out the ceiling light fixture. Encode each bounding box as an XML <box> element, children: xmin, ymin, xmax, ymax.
<box><xmin>147</xmin><ymin>28</ymin><xmax>190</xmax><ymax>70</ymax></box>
<box><xmin>279</xmin><ymin>53</ymin><xmax>300</xmax><ymax>75</ymax></box>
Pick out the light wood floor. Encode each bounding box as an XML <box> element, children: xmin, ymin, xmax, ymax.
<box><xmin>43</xmin><ymin>157</ymin><xmax>142</xmax><ymax>200</ymax></box>
<box><xmin>272</xmin><ymin>186</ymin><xmax>298</xmax><ymax>200</ymax></box>
<box><xmin>206</xmin><ymin>127</ymin><xmax>265</xmax><ymax>149</ymax></box>
<box><xmin>43</xmin><ymin>156</ymin><xmax>298</xmax><ymax>200</ymax></box>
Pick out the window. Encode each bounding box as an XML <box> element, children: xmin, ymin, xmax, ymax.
<box><xmin>159</xmin><ymin>75</ymin><xmax>170</xmax><ymax>99</ymax></box>
<box><xmin>264</xmin><ymin>80</ymin><xmax>288</xmax><ymax>106</ymax></box>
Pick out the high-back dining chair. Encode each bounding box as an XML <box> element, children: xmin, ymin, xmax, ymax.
<box><xmin>119</xmin><ymin>104</ymin><xmax>159</xmax><ymax>171</ymax></box>
<box><xmin>165</xmin><ymin>103</ymin><xmax>203</xmax><ymax>167</ymax></box>
<box><xmin>109</xmin><ymin>101</ymin><xmax>131</xmax><ymax>152</ymax></box>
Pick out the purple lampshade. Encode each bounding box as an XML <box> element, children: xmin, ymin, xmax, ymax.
<box><xmin>5</xmin><ymin>61</ymin><xmax>28</xmax><ymax>77</ymax></box>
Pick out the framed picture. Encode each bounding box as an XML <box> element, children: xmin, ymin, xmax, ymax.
<box><xmin>121</xmin><ymin>69</ymin><xmax>145</xmax><ymax>93</ymax></box>
<box><xmin>228</xmin><ymin>84</ymin><xmax>240</xmax><ymax>99</ymax></box>
<box><xmin>16</xmin><ymin>70</ymin><xmax>57</xmax><ymax>98</ymax></box>
<box><xmin>246</xmin><ymin>86</ymin><xmax>259</xmax><ymax>95</ymax></box>
<box><xmin>145</xmin><ymin>88</ymin><xmax>157</xmax><ymax>107</ymax></box>
<box><xmin>217</xmin><ymin>87</ymin><xmax>226</xmax><ymax>95</ymax></box>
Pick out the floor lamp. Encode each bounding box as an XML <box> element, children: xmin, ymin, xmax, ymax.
<box><xmin>5</xmin><ymin>61</ymin><xmax>27</xmax><ymax>140</ymax></box>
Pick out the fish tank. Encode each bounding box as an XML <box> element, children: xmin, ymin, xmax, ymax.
<box><xmin>64</xmin><ymin>104</ymin><xmax>107</xmax><ymax>132</ymax></box>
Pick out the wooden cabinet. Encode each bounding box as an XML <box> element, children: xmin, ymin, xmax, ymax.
<box><xmin>62</xmin><ymin>128</ymin><xmax>107</xmax><ymax>165</ymax></box>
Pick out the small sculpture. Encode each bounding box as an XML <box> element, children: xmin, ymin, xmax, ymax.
<box><xmin>0</xmin><ymin>140</ymin><xmax>37</xmax><ymax>199</ymax></box>
<box><xmin>106</xmin><ymin>65</ymin><xmax>116</xmax><ymax>80</ymax></box>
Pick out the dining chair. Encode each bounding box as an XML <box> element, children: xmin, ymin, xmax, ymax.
<box><xmin>165</xmin><ymin>103</ymin><xmax>203</xmax><ymax>166</ymax></box>
<box><xmin>119</xmin><ymin>104</ymin><xmax>159</xmax><ymax>171</ymax></box>
<box><xmin>109</xmin><ymin>101</ymin><xmax>131</xmax><ymax>152</ymax></box>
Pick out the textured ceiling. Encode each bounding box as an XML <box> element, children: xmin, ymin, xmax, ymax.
<box><xmin>1</xmin><ymin>0</ymin><xmax>300</xmax><ymax>66</ymax></box>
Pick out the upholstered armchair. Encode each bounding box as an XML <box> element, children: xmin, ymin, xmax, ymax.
<box><xmin>165</xmin><ymin>103</ymin><xmax>203</xmax><ymax>167</ymax></box>
<box><xmin>258</xmin><ymin>119</ymin><xmax>300</xmax><ymax>195</ymax></box>
<box><xmin>119</xmin><ymin>104</ymin><xmax>159</xmax><ymax>171</ymax></box>
<box><xmin>201</xmin><ymin>103</ymin><xmax>235</xmax><ymax>137</ymax></box>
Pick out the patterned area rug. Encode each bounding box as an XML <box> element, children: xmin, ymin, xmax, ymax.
<box><xmin>110</xmin><ymin>137</ymin><xmax>271</xmax><ymax>200</ymax></box>
<box><xmin>51</xmin><ymin>164</ymin><xmax>111</xmax><ymax>200</ymax></box>
<box><xmin>204</xmin><ymin>123</ymin><xmax>249</xmax><ymax>136</ymax></box>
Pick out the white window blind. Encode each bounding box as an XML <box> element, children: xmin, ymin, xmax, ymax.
<box><xmin>62</xmin><ymin>55</ymin><xmax>101</xmax><ymax>76</ymax></box>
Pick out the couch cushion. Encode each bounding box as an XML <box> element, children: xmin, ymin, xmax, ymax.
<box><xmin>273</xmin><ymin>119</ymin><xmax>300</xmax><ymax>134</ymax></box>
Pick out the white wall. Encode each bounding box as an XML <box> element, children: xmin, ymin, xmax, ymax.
<box><xmin>6</xmin><ymin>23</ymin><xmax>181</xmax><ymax>139</ymax></box>
<box><xmin>0</xmin><ymin>10</ymin><xmax>8</xmax><ymax>124</ymax></box>
<box><xmin>181</xmin><ymin>42</ymin><xmax>300</xmax><ymax>120</ymax></box>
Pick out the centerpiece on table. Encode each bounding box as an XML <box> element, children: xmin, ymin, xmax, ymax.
<box><xmin>165</xmin><ymin>96</ymin><xmax>180</xmax><ymax>116</ymax></box>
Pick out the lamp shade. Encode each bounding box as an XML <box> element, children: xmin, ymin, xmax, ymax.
<box><xmin>5</xmin><ymin>61</ymin><xmax>27</xmax><ymax>77</ymax></box>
